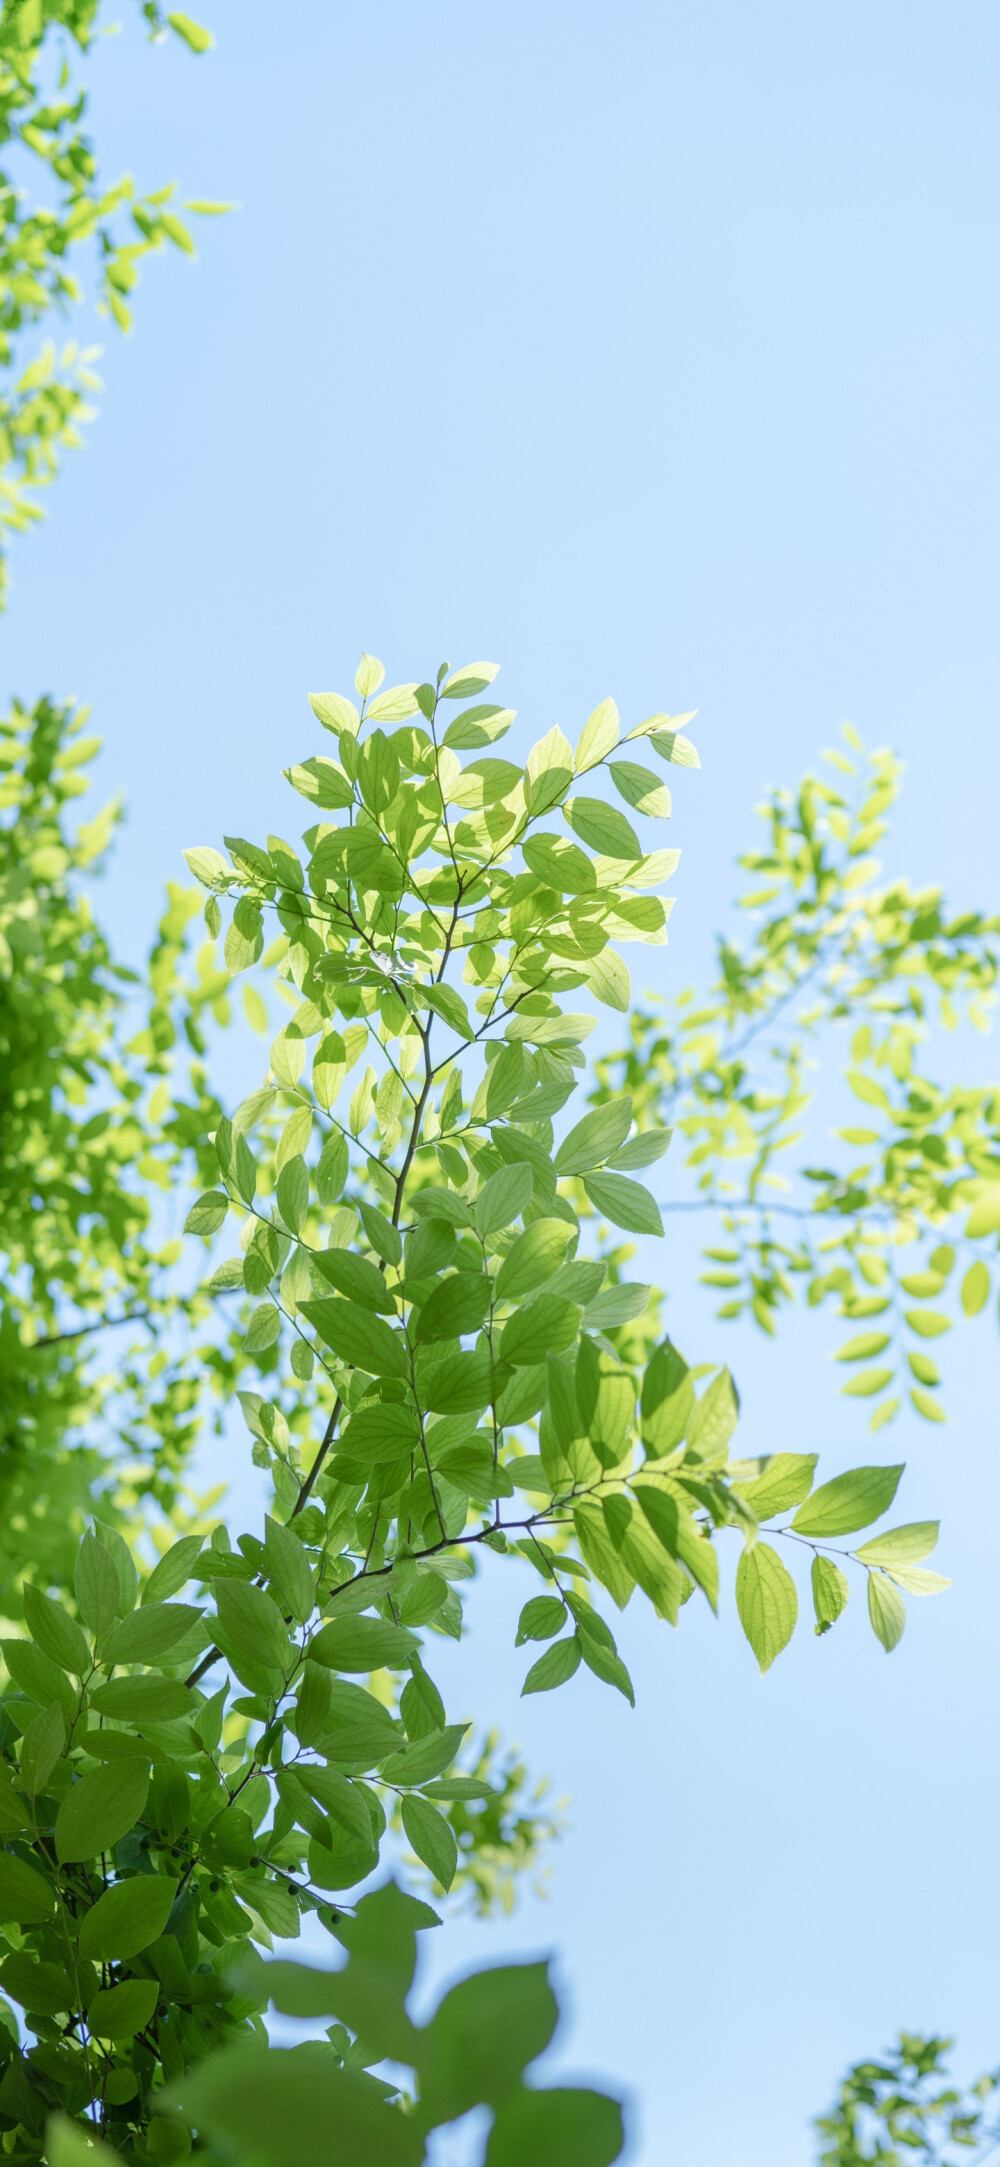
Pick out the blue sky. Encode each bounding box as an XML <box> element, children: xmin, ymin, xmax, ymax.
<box><xmin>7</xmin><ymin>3</ymin><xmax>1000</xmax><ymax>2160</ymax></box>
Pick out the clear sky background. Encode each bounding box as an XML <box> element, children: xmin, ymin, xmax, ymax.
<box><xmin>6</xmin><ymin>4</ymin><xmax>1000</xmax><ymax>2162</ymax></box>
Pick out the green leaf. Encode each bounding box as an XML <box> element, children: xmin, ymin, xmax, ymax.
<box><xmin>276</xmin><ymin>1155</ymin><xmax>309</xmax><ymax>1234</ymax></box>
<box><xmin>185</xmin><ymin>1189</ymin><xmax>229</xmax><ymax>1235</ymax></box>
<box><xmin>522</xmin><ymin>832</ymin><xmax>595</xmax><ymax>893</ymax></box>
<box><xmin>359</xmin><ymin>1203</ymin><xmax>404</xmax><ymax>1266</ymax></box>
<box><xmin>74</xmin><ymin>1531</ymin><xmax>121</xmax><ymax>1638</ymax></box>
<box><xmin>811</xmin><ymin>1555</ymin><xmax>849</xmax><ymax>1635</ymax></box>
<box><xmin>608</xmin><ymin>759</ymin><xmax>672</xmax><ymax>817</ymax></box>
<box><xmin>516</xmin><ymin>1596</ymin><xmax>567</xmax><ymax>1644</ymax></box>
<box><xmin>522</xmin><ymin>1635</ymin><xmax>581</xmax><ymax>1695</ymax></box>
<box><xmin>367</xmin><ymin>683</ymin><xmax>420</xmax><ymax>721</ymax></box>
<box><xmin>649</xmin><ymin>728</ymin><xmax>700</xmax><ymax>769</ymax></box>
<box><xmin>475</xmin><ymin>1162</ymin><xmax>534</xmax><ymax>1236</ymax></box>
<box><xmin>312</xmin><ymin>1248</ymin><xmax>397</xmax><ymax>1312</ymax></box>
<box><xmin>401</xmin><ymin>1794</ymin><xmax>458</xmax><ymax>1889</ymax></box>
<box><xmin>576</xmin><ymin>1338</ymin><xmax>633</xmax><ymax>1467</ymax></box>
<box><xmin>94</xmin><ymin>1521</ymin><xmax>140</xmax><ymax>1616</ymax></box>
<box><xmin>910</xmin><ymin>1387</ymin><xmax>948</xmax><ymax>1423</ymax></box>
<box><xmin>88</xmin><ymin>1977</ymin><xmax>160</xmax><ymax>2041</ymax></box>
<box><xmin>167</xmin><ymin>11</ymin><xmax>213</xmax><ymax>52</ymax></box>
<box><xmin>421</xmin><ymin>1777</ymin><xmax>495</xmax><ymax>1801</ymax></box>
<box><xmin>554</xmin><ymin>1099</ymin><xmax>633</xmax><ymax>1175</ymax></box>
<box><xmin>496</xmin><ymin>1220</ymin><xmax>572</xmax><ymax>1298</ymax></box>
<box><xmin>381</xmin><ymin>1723</ymin><xmax>469</xmax><ymax>1788</ymax></box>
<box><xmin>882</xmin><ymin>1563</ymin><xmax>951</xmax><ymax>1595</ymax></box>
<box><xmin>574</xmin><ymin>698</ymin><xmax>620</xmax><ymax>772</ymax></box>
<box><xmin>631</xmin><ymin>1488</ymin><xmax>718</xmax><ymax>1610</ymax></box>
<box><xmin>421</xmin><ymin>1963</ymin><xmax>559</xmax><ymax>2125</ymax></box>
<box><xmin>442</xmin><ymin>703</ymin><xmax>516</xmax><ymax>749</ymax></box>
<box><xmin>1</xmin><ymin>1953</ymin><xmax>73</xmax><ymax>2017</ymax></box>
<box><xmin>46</xmin><ymin>2121</ymin><xmax>122</xmax><ymax>2167</ymax></box>
<box><xmin>585</xmin><ymin>948</ymin><xmax>632</xmax><ymax>1012</ymax></box>
<box><xmin>576</xmin><ymin>1628</ymin><xmax>635</xmax><ymax>1704</ymax></box>
<box><xmin>300</xmin><ymin>1297</ymin><xmax>408</xmax><ymax>1378</ymax></box>
<box><xmin>243</xmin><ymin>1300</ymin><xmax>281</xmax><ymax>1353</ymax></box>
<box><xmin>965</xmin><ymin>1185</ymin><xmax>1000</xmax><ymax>1238</ymax></box>
<box><xmin>414</xmin><ymin>1273</ymin><xmax>492</xmax><ymax>1345</ymax></box>
<box><xmin>907</xmin><ymin>1351</ymin><xmax>940</xmax><ymax>1387</ymax></box>
<box><xmin>309</xmin><ymin>1616</ymin><xmax>420</xmax><ymax>1672</ymax></box>
<box><xmin>486</xmin><ymin>2085</ymin><xmax>625</xmax><ymax>2167</ymax></box>
<box><xmin>735</xmin><ymin>1543</ymin><xmax>798</xmax><ymax>1672</ymax></box>
<box><xmin>23</xmin><ymin>1582</ymin><xmax>89</xmax><ymax>1676</ymax></box>
<box><xmin>184</xmin><ymin>844</ymin><xmax>229</xmax><ymax>886</ymax></box>
<box><xmin>834</xmin><ymin>1332</ymin><xmax>891</xmax><ymax>1362</ymax></box>
<box><xmin>1</xmin><ymin>1636</ymin><xmax>74</xmax><ymax>1717</ymax></box>
<box><xmin>855</xmin><ymin>1521</ymin><xmax>938</xmax><ymax>1566</ymax></box>
<box><xmin>961</xmin><ymin>1260</ymin><xmax>990</xmax><ymax>1315</ymax></box>
<box><xmin>422</xmin><ymin>983</ymin><xmax>474</xmax><ymax>1037</ymax></box>
<box><xmin>525</xmin><ymin>726</ymin><xmax>574</xmax><ymax>815</ymax></box>
<box><xmin>215</xmin><ymin>1579</ymin><xmax>290</xmax><ymax>1676</ymax></box>
<box><xmin>101</xmin><ymin>1603</ymin><xmax>203</xmax><ymax>1666</ymax></box>
<box><xmin>264</xmin><ymin>1516</ymin><xmax>315</xmax><ymax>1626</ymax></box>
<box><xmin>791</xmin><ymin>1464</ymin><xmax>903</xmax><ymax>1538</ymax></box>
<box><xmin>89</xmin><ymin>1676</ymin><xmax>194</xmax><ymax>1722</ymax></box>
<box><xmin>499</xmin><ymin>1296</ymin><xmax>580</xmax><ymax>1367</ymax></box>
<box><xmin>142</xmin><ymin>1534</ymin><xmax>205</xmax><ymax>1606</ymax></box>
<box><xmin>168</xmin><ymin>2043</ymin><xmax>424</xmax><ymax>2167</ymax></box>
<box><xmin>583</xmin><ymin>1171</ymin><xmax>663</xmax><ymax>1236</ymax></box>
<box><xmin>564</xmin><ymin>796</ymin><xmax>640</xmax><ymax>859</ymax></box>
<box><xmin>904</xmin><ymin>1309</ymin><xmax>951</xmax><ymax>1338</ymax></box>
<box><xmin>286</xmin><ymin>755</ymin><xmax>355</xmax><ymax>808</ymax></box>
<box><xmin>582</xmin><ymin>1282</ymin><xmax>652</xmax><ymax>1330</ymax></box>
<box><xmin>867</xmin><ymin>1572</ymin><xmax>906</xmax><ymax>1652</ymax></box>
<box><xmin>355</xmin><ymin>652</ymin><xmax>386</xmax><ymax>696</ymax></box>
<box><xmin>79</xmin><ymin>1875</ymin><xmax>176</xmax><ymax>1962</ymax></box>
<box><xmin>310</xmin><ymin>689</ymin><xmax>360</xmax><ymax>733</ymax></box>
<box><xmin>56</xmin><ymin>1760</ymin><xmax>150</xmax><ymax>1864</ymax></box>
<box><xmin>340</xmin><ymin>1401</ymin><xmax>420</xmax><ymax>1463</ymax></box>
<box><xmin>841</xmin><ymin>1367</ymin><xmax>894</xmax><ymax>1397</ymax></box>
<box><xmin>686</xmin><ymin>1367</ymin><xmax>739</xmax><ymax>1467</ymax></box>
<box><xmin>442</xmin><ymin>660</ymin><xmax>500</xmax><ymax>699</ymax></box>
<box><xmin>846</xmin><ymin>1071</ymin><xmax>890</xmax><ymax>1109</ymax></box>
<box><xmin>420</xmin><ymin>1346</ymin><xmax>495</xmax><ymax>1415</ymax></box>
<box><xmin>0</xmin><ymin>1852</ymin><xmax>56</xmax><ymax>1925</ymax></box>
<box><xmin>607</xmin><ymin>1127</ymin><xmax>672</xmax><ymax>1171</ymax></box>
<box><xmin>19</xmin><ymin>1702</ymin><xmax>65</xmax><ymax>1794</ymax></box>
<box><xmin>640</xmin><ymin>1340</ymin><xmax>693</xmax><ymax>1456</ymax></box>
<box><xmin>301</xmin><ymin>1765</ymin><xmax>378</xmax><ymax>1847</ymax></box>
<box><xmin>0</xmin><ymin>1770</ymin><xmax>31</xmax><ymax>1834</ymax></box>
<box><xmin>734</xmin><ymin>1454</ymin><xmax>817</xmax><ymax>1518</ymax></box>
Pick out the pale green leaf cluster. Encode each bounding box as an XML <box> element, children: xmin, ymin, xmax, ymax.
<box><xmin>591</xmin><ymin>733</ymin><xmax>1000</xmax><ymax>1432</ymax></box>
<box><xmin>0</xmin><ymin>0</ymin><xmax>217</xmax><ymax>603</ymax></box>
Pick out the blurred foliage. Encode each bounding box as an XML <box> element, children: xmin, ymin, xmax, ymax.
<box><xmin>817</xmin><ymin>2034</ymin><xmax>1000</xmax><ymax>2167</ymax></box>
<box><xmin>0</xmin><ymin>0</ymin><xmax>225</xmax><ymax>603</ymax></box>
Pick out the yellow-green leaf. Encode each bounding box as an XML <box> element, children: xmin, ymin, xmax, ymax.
<box><xmin>904</xmin><ymin>1309</ymin><xmax>951</xmax><ymax>1338</ymax></box>
<box><xmin>961</xmin><ymin>1260</ymin><xmax>990</xmax><ymax>1316</ymax></box>
<box><xmin>735</xmin><ymin>1543</ymin><xmax>797</xmax><ymax>1673</ymax></box>
<box><xmin>867</xmin><ymin>1572</ymin><xmax>905</xmax><ymax>1652</ymax></box>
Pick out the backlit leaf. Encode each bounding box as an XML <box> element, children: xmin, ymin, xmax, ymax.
<box><xmin>735</xmin><ymin>1543</ymin><xmax>798</xmax><ymax>1672</ymax></box>
<box><xmin>792</xmin><ymin>1465</ymin><xmax>902</xmax><ymax>1538</ymax></box>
